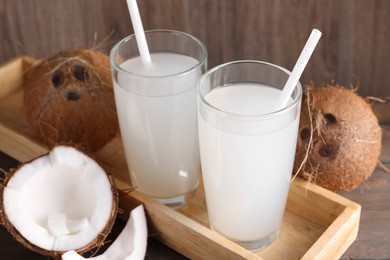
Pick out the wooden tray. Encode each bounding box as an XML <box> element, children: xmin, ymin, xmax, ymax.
<box><xmin>0</xmin><ymin>57</ymin><xmax>361</xmax><ymax>259</ymax></box>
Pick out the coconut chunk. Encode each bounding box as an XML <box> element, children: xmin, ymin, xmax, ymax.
<box><xmin>62</xmin><ymin>205</ymin><xmax>147</xmax><ymax>260</ymax></box>
<box><xmin>54</xmin><ymin>223</ymin><xmax>99</xmax><ymax>252</ymax></box>
<box><xmin>0</xmin><ymin>146</ymin><xmax>118</xmax><ymax>258</ymax></box>
<box><xmin>47</xmin><ymin>212</ymin><xmax>89</xmax><ymax>236</ymax></box>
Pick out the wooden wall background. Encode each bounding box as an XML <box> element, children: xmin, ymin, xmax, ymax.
<box><xmin>0</xmin><ymin>0</ymin><xmax>389</xmax><ymax>97</ymax></box>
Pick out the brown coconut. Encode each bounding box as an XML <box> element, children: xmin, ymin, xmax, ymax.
<box><xmin>294</xmin><ymin>85</ymin><xmax>382</xmax><ymax>191</ymax></box>
<box><xmin>23</xmin><ymin>48</ymin><xmax>118</xmax><ymax>152</ymax></box>
<box><xmin>0</xmin><ymin>146</ymin><xmax>119</xmax><ymax>258</ymax></box>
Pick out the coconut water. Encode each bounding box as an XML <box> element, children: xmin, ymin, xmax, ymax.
<box><xmin>198</xmin><ymin>83</ymin><xmax>299</xmax><ymax>243</ymax></box>
<box><xmin>114</xmin><ymin>53</ymin><xmax>201</xmax><ymax>199</ymax></box>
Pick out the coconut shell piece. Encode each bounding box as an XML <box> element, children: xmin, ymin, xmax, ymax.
<box><xmin>62</xmin><ymin>205</ymin><xmax>148</xmax><ymax>260</ymax></box>
<box><xmin>294</xmin><ymin>85</ymin><xmax>382</xmax><ymax>191</ymax></box>
<box><xmin>23</xmin><ymin>48</ymin><xmax>119</xmax><ymax>152</ymax></box>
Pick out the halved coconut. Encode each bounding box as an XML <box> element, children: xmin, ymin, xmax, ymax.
<box><xmin>0</xmin><ymin>146</ymin><xmax>118</xmax><ymax>258</ymax></box>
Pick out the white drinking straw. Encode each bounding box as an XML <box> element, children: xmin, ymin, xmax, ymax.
<box><xmin>274</xmin><ymin>29</ymin><xmax>322</xmax><ymax>110</ymax></box>
<box><xmin>126</xmin><ymin>0</ymin><xmax>152</xmax><ymax>64</ymax></box>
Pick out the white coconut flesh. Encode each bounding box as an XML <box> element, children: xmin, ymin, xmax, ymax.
<box><xmin>3</xmin><ymin>146</ymin><xmax>114</xmax><ymax>252</ymax></box>
<box><xmin>62</xmin><ymin>205</ymin><xmax>148</xmax><ymax>260</ymax></box>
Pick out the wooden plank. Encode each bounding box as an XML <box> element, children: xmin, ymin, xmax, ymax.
<box><xmin>0</xmin><ymin>124</ymin><xmax>47</xmax><ymax>162</ymax></box>
<box><xmin>1</xmin><ymin>0</ymin><xmax>390</xmax><ymax>97</ymax></box>
<box><xmin>0</xmin><ymin>56</ymin><xmax>30</xmax><ymax>99</ymax></box>
<box><xmin>302</xmin><ymin>207</ymin><xmax>360</xmax><ymax>259</ymax></box>
<box><xmin>286</xmin><ymin>180</ymin><xmax>346</xmax><ymax>226</ymax></box>
<box><xmin>257</xmin><ymin>210</ymin><xmax>326</xmax><ymax>259</ymax></box>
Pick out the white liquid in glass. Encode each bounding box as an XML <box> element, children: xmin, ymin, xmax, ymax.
<box><xmin>198</xmin><ymin>84</ymin><xmax>299</xmax><ymax>242</ymax></box>
<box><xmin>114</xmin><ymin>53</ymin><xmax>201</xmax><ymax>199</ymax></box>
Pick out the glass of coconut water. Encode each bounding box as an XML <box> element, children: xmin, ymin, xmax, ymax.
<box><xmin>197</xmin><ymin>60</ymin><xmax>302</xmax><ymax>251</ymax></box>
<box><xmin>110</xmin><ymin>30</ymin><xmax>207</xmax><ymax>208</ymax></box>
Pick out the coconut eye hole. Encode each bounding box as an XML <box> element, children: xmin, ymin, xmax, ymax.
<box><xmin>300</xmin><ymin>127</ymin><xmax>311</xmax><ymax>140</ymax></box>
<box><xmin>66</xmin><ymin>91</ymin><xmax>81</xmax><ymax>101</ymax></box>
<box><xmin>51</xmin><ymin>70</ymin><xmax>65</xmax><ymax>88</ymax></box>
<box><xmin>319</xmin><ymin>144</ymin><xmax>333</xmax><ymax>157</ymax></box>
<box><xmin>72</xmin><ymin>65</ymin><xmax>89</xmax><ymax>82</ymax></box>
<box><xmin>324</xmin><ymin>113</ymin><xmax>337</xmax><ymax>125</ymax></box>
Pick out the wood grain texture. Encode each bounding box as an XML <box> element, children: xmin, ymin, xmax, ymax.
<box><xmin>0</xmin><ymin>0</ymin><xmax>389</xmax><ymax>97</ymax></box>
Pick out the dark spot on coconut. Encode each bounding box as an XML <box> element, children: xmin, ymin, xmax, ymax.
<box><xmin>66</xmin><ymin>91</ymin><xmax>81</xmax><ymax>101</ymax></box>
<box><xmin>319</xmin><ymin>144</ymin><xmax>333</xmax><ymax>157</ymax></box>
<box><xmin>324</xmin><ymin>113</ymin><xmax>337</xmax><ymax>125</ymax></box>
<box><xmin>72</xmin><ymin>65</ymin><xmax>89</xmax><ymax>82</ymax></box>
<box><xmin>300</xmin><ymin>127</ymin><xmax>310</xmax><ymax>140</ymax></box>
<box><xmin>51</xmin><ymin>70</ymin><xmax>65</xmax><ymax>88</ymax></box>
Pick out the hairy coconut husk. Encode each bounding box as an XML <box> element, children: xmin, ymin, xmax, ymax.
<box><xmin>23</xmin><ymin>48</ymin><xmax>118</xmax><ymax>152</ymax></box>
<box><xmin>294</xmin><ymin>85</ymin><xmax>382</xmax><ymax>191</ymax></box>
<box><xmin>0</xmin><ymin>146</ymin><xmax>119</xmax><ymax>258</ymax></box>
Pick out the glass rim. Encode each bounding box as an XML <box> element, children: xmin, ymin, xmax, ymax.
<box><xmin>197</xmin><ymin>60</ymin><xmax>303</xmax><ymax>119</ymax></box>
<box><xmin>110</xmin><ymin>29</ymin><xmax>208</xmax><ymax>79</ymax></box>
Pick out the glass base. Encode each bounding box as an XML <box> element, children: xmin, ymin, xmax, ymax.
<box><xmin>154</xmin><ymin>185</ymin><xmax>199</xmax><ymax>209</ymax></box>
<box><xmin>212</xmin><ymin>227</ymin><xmax>279</xmax><ymax>252</ymax></box>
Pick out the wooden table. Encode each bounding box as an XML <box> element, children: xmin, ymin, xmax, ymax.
<box><xmin>0</xmin><ymin>124</ymin><xmax>389</xmax><ymax>259</ymax></box>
